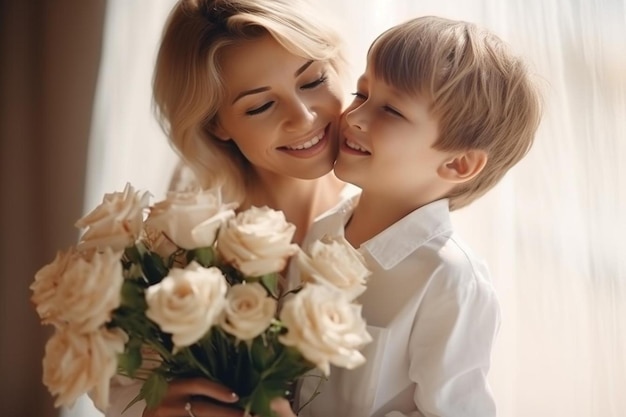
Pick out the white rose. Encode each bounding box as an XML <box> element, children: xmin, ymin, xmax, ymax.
<box><xmin>76</xmin><ymin>183</ymin><xmax>150</xmax><ymax>252</ymax></box>
<box><xmin>279</xmin><ymin>284</ymin><xmax>372</xmax><ymax>376</ymax></box>
<box><xmin>145</xmin><ymin>187</ymin><xmax>237</xmax><ymax>252</ymax></box>
<box><xmin>145</xmin><ymin>261</ymin><xmax>227</xmax><ymax>349</ymax></box>
<box><xmin>53</xmin><ymin>247</ymin><xmax>124</xmax><ymax>332</ymax></box>
<box><xmin>31</xmin><ymin>248</ymin><xmax>75</xmax><ymax>326</ymax></box>
<box><xmin>219</xmin><ymin>282</ymin><xmax>277</xmax><ymax>341</ymax></box>
<box><xmin>298</xmin><ymin>235</ymin><xmax>371</xmax><ymax>300</ymax></box>
<box><xmin>217</xmin><ymin>206</ymin><xmax>299</xmax><ymax>277</ymax></box>
<box><xmin>42</xmin><ymin>326</ymin><xmax>127</xmax><ymax>410</ymax></box>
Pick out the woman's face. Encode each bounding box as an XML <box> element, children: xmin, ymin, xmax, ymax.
<box><xmin>214</xmin><ymin>34</ymin><xmax>343</xmax><ymax>181</ymax></box>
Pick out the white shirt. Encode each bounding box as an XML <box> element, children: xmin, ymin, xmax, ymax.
<box><xmin>298</xmin><ymin>198</ymin><xmax>500</xmax><ymax>417</ymax></box>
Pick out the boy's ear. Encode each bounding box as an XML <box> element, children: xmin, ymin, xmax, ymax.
<box><xmin>437</xmin><ymin>150</ymin><xmax>488</xmax><ymax>183</ymax></box>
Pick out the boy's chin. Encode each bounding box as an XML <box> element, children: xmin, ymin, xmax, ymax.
<box><xmin>333</xmin><ymin>161</ymin><xmax>357</xmax><ymax>185</ymax></box>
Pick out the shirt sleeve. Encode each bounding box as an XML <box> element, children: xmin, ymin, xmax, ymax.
<box><xmin>404</xmin><ymin>265</ymin><xmax>501</xmax><ymax>417</ymax></box>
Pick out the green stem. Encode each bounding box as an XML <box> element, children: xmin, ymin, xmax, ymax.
<box><xmin>259</xmin><ymin>346</ymin><xmax>291</xmax><ymax>380</ymax></box>
<box><xmin>144</xmin><ymin>339</ymin><xmax>174</xmax><ymax>362</ymax></box>
<box><xmin>183</xmin><ymin>347</ymin><xmax>216</xmax><ymax>381</ymax></box>
<box><xmin>296</xmin><ymin>374</ymin><xmax>326</xmax><ymax>412</ymax></box>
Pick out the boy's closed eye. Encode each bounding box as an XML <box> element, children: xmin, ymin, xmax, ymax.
<box><xmin>350</xmin><ymin>92</ymin><xmax>406</xmax><ymax>119</ymax></box>
<box><xmin>351</xmin><ymin>91</ymin><xmax>367</xmax><ymax>101</ymax></box>
<box><xmin>382</xmin><ymin>105</ymin><xmax>405</xmax><ymax>118</ymax></box>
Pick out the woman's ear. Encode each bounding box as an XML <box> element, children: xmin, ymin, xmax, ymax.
<box><xmin>209</xmin><ymin>119</ymin><xmax>230</xmax><ymax>142</ymax></box>
<box><xmin>437</xmin><ymin>150</ymin><xmax>488</xmax><ymax>183</ymax></box>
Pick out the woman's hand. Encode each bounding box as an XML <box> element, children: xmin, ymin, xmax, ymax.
<box><xmin>142</xmin><ymin>378</ymin><xmax>243</xmax><ymax>417</ymax></box>
<box><xmin>269</xmin><ymin>398</ymin><xmax>297</xmax><ymax>417</ymax></box>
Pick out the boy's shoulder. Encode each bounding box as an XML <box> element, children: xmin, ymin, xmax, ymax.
<box><xmin>361</xmin><ymin>199</ymin><xmax>455</xmax><ymax>270</ymax></box>
<box><xmin>430</xmin><ymin>232</ymin><xmax>492</xmax><ymax>288</ymax></box>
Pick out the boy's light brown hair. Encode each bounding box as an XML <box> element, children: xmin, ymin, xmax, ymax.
<box><xmin>369</xmin><ymin>16</ymin><xmax>542</xmax><ymax>210</ymax></box>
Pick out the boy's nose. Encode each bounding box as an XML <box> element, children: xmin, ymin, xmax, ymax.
<box><xmin>345</xmin><ymin>108</ymin><xmax>367</xmax><ymax>132</ymax></box>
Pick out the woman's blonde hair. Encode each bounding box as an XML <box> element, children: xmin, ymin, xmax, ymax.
<box><xmin>369</xmin><ymin>16</ymin><xmax>542</xmax><ymax>210</ymax></box>
<box><xmin>153</xmin><ymin>0</ymin><xmax>346</xmax><ymax>203</ymax></box>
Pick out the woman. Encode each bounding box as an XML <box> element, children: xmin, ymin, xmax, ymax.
<box><xmin>154</xmin><ymin>0</ymin><xmax>350</xmax><ymax>245</ymax></box>
<box><xmin>105</xmin><ymin>1</ymin><xmax>355</xmax><ymax>416</ymax></box>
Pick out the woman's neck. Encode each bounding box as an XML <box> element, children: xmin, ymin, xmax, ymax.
<box><xmin>240</xmin><ymin>172</ymin><xmax>345</xmax><ymax>245</ymax></box>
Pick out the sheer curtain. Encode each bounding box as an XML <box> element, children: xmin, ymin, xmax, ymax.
<box><xmin>70</xmin><ymin>1</ymin><xmax>625</xmax><ymax>416</ymax></box>
<box><xmin>61</xmin><ymin>2</ymin><xmax>177</xmax><ymax>416</ymax></box>
<box><xmin>81</xmin><ymin>0</ymin><xmax>179</xmax><ymax>212</ymax></box>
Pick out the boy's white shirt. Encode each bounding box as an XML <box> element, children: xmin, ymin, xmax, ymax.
<box><xmin>298</xmin><ymin>197</ymin><xmax>500</xmax><ymax>417</ymax></box>
<box><xmin>100</xmin><ymin>183</ymin><xmax>363</xmax><ymax>417</ymax></box>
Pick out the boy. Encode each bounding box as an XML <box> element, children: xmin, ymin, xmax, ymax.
<box><xmin>291</xmin><ymin>15</ymin><xmax>542</xmax><ymax>417</ymax></box>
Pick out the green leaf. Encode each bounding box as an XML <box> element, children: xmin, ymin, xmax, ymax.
<box><xmin>270</xmin><ymin>347</ymin><xmax>314</xmax><ymax>380</ymax></box>
<box><xmin>121</xmin><ymin>391</ymin><xmax>144</xmax><ymax>414</ymax></box>
<box><xmin>260</xmin><ymin>273</ymin><xmax>280</xmax><ymax>298</ymax></box>
<box><xmin>141</xmin><ymin>372</ymin><xmax>169</xmax><ymax>409</ymax></box>
<box><xmin>120</xmin><ymin>279</ymin><xmax>147</xmax><ymax>310</ymax></box>
<box><xmin>117</xmin><ymin>339</ymin><xmax>143</xmax><ymax>377</ymax></box>
<box><xmin>192</xmin><ymin>247</ymin><xmax>217</xmax><ymax>267</ymax></box>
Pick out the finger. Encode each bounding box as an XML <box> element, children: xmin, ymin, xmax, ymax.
<box><xmin>168</xmin><ymin>378</ymin><xmax>239</xmax><ymax>403</ymax></box>
<box><xmin>143</xmin><ymin>400</ymin><xmax>243</xmax><ymax>417</ymax></box>
<box><xmin>190</xmin><ymin>400</ymin><xmax>246</xmax><ymax>417</ymax></box>
<box><xmin>269</xmin><ymin>398</ymin><xmax>296</xmax><ymax>417</ymax></box>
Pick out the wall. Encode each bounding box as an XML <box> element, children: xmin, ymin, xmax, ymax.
<box><xmin>0</xmin><ymin>1</ymin><xmax>106</xmax><ymax>415</ymax></box>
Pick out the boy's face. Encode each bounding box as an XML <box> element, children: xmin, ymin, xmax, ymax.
<box><xmin>334</xmin><ymin>63</ymin><xmax>456</xmax><ymax>202</ymax></box>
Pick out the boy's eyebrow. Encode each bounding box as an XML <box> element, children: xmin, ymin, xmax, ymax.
<box><xmin>232</xmin><ymin>60</ymin><xmax>315</xmax><ymax>104</ymax></box>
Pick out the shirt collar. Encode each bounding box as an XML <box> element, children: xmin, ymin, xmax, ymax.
<box><xmin>299</xmin><ymin>185</ymin><xmax>360</xmax><ymax>251</ymax></box>
<box><xmin>360</xmin><ymin>199</ymin><xmax>453</xmax><ymax>270</ymax></box>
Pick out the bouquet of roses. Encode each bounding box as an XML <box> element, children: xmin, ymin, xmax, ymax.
<box><xmin>30</xmin><ymin>183</ymin><xmax>372</xmax><ymax>416</ymax></box>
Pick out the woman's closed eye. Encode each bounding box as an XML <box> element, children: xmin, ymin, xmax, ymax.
<box><xmin>245</xmin><ymin>74</ymin><xmax>328</xmax><ymax>116</ymax></box>
<box><xmin>246</xmin><ymin>101</ymin><xmax>274</xmax><ymax>116</ymax></box>
<box><xmin>301</xmin><ymin>74</ymin><xmax>328</xmax><ymax>90</ymax></box>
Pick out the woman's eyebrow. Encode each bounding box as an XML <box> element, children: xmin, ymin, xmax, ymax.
<box><xmin>232</xmin><ymin>87</ymin><xmax>270</xmax><ymax>104</ymax></box>
<box><xmin>295</xmin><ymin>60</ymin><xmax>313</xmax><ymax>76</ymax></box>
<box><xmin>232</xmin><ymin>61</ymin><xmax>315</xmax><ymax>104</ymax></box>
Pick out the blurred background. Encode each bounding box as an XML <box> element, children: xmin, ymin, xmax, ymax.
<box><xmin>1</xmin><ymin>0</ymin><xmax>624</xmax><ymax>416</ymax></box>
<box><xmin>1</xmin><ymin>1</ymin><xmax>106</xmax><ymax>416</ymax></box>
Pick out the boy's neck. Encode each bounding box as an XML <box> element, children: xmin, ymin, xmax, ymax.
<box><xmin>241</xmin><ymin>172</ymin><xmax>345</xmax><ymax>245</ymax></box>
<box><xmin>345</xmin><ymin>191</ymin><xmax>438</xmax><ymax>248</ymax></box>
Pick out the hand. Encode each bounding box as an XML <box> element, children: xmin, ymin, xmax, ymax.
<box><xmin>142</xmin><ymin>377</ymin><xmax>243</xmax><ymax>417</ymax></box>
<box><xmin>269</xmin><ymin>398</ymin><xmax>297</xmax><ymax>417</ymax></box>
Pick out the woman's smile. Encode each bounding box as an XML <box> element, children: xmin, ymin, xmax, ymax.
<box><xmin>279</xmin><ymin>125</ymin><xmax>330</xmax><ymax>158</ymax></box>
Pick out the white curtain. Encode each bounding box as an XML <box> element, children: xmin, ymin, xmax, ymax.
<box><xmin>70</xmin><ymin>1</ymin><xmax>626</xmax><ymax>416</ymax></box>
<box><xmin>81</xmin><ymin>0</ymin><xmax>179</xmax><ymax>212</ymax></box>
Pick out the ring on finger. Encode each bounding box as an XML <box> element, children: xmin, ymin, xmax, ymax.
<box><xmin>184</xmin><ymin>401</ymin><xmax>197</xmax><ymax>417</ymax></box>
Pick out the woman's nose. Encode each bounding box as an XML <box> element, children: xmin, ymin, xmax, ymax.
<box><xmin>283</xmin><ymin>98</ymin><xmax>315</xmax><ymax>132</ymax></box>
